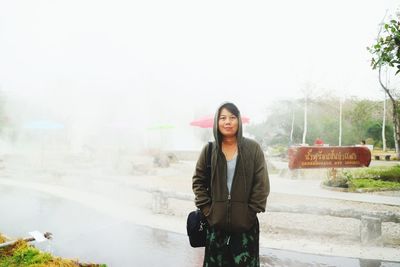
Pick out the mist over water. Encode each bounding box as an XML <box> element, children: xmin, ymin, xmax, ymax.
<box><xmin>0</xmin><ymin>186</ymin><xmax>398</xmax><ymax>266</ymax></box>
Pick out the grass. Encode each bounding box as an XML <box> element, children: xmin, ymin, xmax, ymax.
<box><xmin>0</xmin><ymin>241</ymin><xmax>54</xmax><ymax>267</ymax></box>
<box><xmin>349</xmin><ymin>178</ymin><xmax>400</xmax><ymax>191</ymax></box>
<box><xmin>0</xmin><ymin>236</ymin><xmax>107</xmax><ymax>267</ymax></box>
<box><xmin>346</xmin><ymin>165</ymin><xmax>400</xmax><ymax>182</ymax></box>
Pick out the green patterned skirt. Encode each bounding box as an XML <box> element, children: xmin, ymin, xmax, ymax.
<box><xmin>203</xmin><ymin>219</ymin><xmax>260</xmax><ymax>267</ymax></box>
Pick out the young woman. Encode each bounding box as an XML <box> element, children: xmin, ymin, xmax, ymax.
<box><xmin>193</xmin><ymin>102</ymin><xmax>270</xmax><ymax>267</ymax></box>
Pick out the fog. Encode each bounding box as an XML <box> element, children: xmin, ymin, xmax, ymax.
<box><xmin>1</xmin><ymin>1</ymin><xmax>399</xmax><ymax>152</ymax></box>
<box><xmin>1</xmin><ymin>1</ymin><xmax>400</xmax><ymax>266</ymax></box>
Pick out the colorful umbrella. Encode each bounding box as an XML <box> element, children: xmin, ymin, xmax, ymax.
<box><xmin>146</xmin><ymin>124</ymin><xmax>175</xmax><ymax>131</ymax></box>
<box><xmin>190</xmin><ymin>115</ymin><xmax>250</xmax><ymax>128</ymax></box>
<box><xmin>23</xmin><ymin>120</ymin><xmax>64</xmax><ymax>130</ymax></box>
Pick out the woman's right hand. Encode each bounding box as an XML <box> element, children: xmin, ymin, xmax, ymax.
<box><xmin>201</xmin><ymin>205</ymin><xmax>211</xmax><ymax>217</ymax></box>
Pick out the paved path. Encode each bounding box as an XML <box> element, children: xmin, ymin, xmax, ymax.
<box><xmin>270</xmin><ymin>175</ymin><xmax>400</xmax><ymax>206</ymax></box>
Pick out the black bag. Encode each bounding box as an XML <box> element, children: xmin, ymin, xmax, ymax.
<box><xmin>187</xmin><ymin>142</ymin><xmax>212</xmax><ymax>248</ymax></box>
<box><xmin>186</xmin><ymin>209</ymin><xmax>207</xmax><ymax>247</ymax></box>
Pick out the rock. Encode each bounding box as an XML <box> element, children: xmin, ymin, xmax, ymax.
<box><xmin>166</xmin><ymin>152</ymin><xmax>178</xmax><ymax>164</ymax></box>
<box><xmin>153</xmin><ymin>154</ymin><xmax>170</xmax><ymax>168</ymax></box>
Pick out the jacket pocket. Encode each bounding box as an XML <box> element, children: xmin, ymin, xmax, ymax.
<box><xmin>247</xmin><ymin>206</ymin><xmax>257</xmax><ymax>226</ymax></box>
<box><xmin>231</xmin><ymin>202</ymin><xmax>256</xmax><ymax>232</ymax></box>
<box><xmin>207</xmin><ymin>201</ymin><xmax>227</xmax><ymax>229</ymax></box>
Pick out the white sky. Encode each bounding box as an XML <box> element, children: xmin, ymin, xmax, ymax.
<box><xmin>0</xmin><ymin>0</ymin><xmax>399</xmax><ymax>149</ymax></box>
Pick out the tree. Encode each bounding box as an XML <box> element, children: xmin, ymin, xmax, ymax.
<box><xmin>368</xmin><ymin>13</ymin><xmax>400</xmax><ymax>156</ymax></box>
<box><xmin>345</xmin><ymin>99</ymin><xmax>380</xmax><ymax>141</ymax></box>
<box><xmin>367</xmin><ymin>122</ymin><xmax>395</xmax><ymax>148</ymax></box>
<box><xmin>247</xmin><ymin>96</ymin><xmax>392</xmax><ymax>149</ymax></box>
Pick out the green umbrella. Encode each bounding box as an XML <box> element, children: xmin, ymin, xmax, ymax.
<box><xmin>146</xmin><ymin>124</ymin><xmax>175</xmax><ymax>131</ymax></box>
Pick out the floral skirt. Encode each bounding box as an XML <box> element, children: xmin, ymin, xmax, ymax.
<box><xmin>203</xmin><ymin>219</ymin><xmax>260</xmax><ymax>267</ymax></box>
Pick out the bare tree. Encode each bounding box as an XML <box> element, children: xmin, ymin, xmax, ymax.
<box><xmin>368</xmin><ymin>11</ymin><xmax>400</xmax><ymax>157</ymax></box>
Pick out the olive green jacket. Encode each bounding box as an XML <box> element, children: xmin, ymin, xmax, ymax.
<box><xmin>192</xmin><ymin>104</ymin><xmax>270</xmax><ymax>233</ymax></box>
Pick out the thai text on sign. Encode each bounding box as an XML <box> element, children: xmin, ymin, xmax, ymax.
<box><xmin>288</xmin><ymin>146</ymin><xmax>371</xmax><ymax>169</ymax></box>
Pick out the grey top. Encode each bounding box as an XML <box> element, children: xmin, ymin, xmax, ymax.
<box><xmin>227</xmin><ymin>153</ymin><xmax>238</xmax><ymax>193</ymax></box>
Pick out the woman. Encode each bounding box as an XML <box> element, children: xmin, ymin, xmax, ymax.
<box><xmin>193</xmin><ymin>102</ymin><xmax>270</xmax><ymax>267</ymax></box>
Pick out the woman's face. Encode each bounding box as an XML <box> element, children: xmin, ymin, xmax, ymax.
<box><xmin>218</xmin><ymin>108</ymin><xmax>239</xmax><ymax>138</ymax></box>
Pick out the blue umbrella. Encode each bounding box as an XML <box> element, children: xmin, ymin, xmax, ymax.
<box><xmin>23</xmin><ymin>120</ymin><xmax>64</xmax><ymax>130</ymax></box>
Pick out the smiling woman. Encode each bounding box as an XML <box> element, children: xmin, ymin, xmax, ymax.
<box><xmin>192</xmin><ymin>102</ymin><xmax>270</xmax><ymax>267</ymax></box>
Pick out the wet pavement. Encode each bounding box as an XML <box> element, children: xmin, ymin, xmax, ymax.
<box><xmin>1</xmin><ymin>185</ymin><xmax>399</xmax><ymax>267</ymax></box>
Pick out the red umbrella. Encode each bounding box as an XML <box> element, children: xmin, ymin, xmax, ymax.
<box><xmin>190</xmin><ymin>115</ymin><xmax>250</xmax><ymax>128</ymax></box>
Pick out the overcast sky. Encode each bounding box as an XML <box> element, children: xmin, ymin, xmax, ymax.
<box><xmin>0</xmin><ymin>0</ymin><xmax>399</xmax><ymax>149</ymax></box>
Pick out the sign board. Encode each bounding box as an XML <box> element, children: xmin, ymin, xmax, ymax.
<box><xmin>288</xmin><ymin>146</ymin><xmax>371</xmax><ymax>169</ymax></box>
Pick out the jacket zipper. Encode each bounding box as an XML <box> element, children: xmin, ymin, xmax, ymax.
<box><xmin>226</xmin><ymin>152</ymin><xmax>239</xmax><ymax>232</ymax></box>
<box><xmin>227</xmin><ymin>193</ymin><xmax>231</xmax><ymax>230</ymax></box>
<box><xmin>222</xmin><ymin>151</ymin><xmax>231</xmax><ymax>230</ymax></box>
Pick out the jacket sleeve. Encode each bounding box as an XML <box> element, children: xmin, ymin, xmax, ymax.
<box><xmin>248</xmin><ymin>144</ymin><xmax>270</xmax><ymax>213</ymax></box>
<box><xmin>192</xmin><ymin>144</ymin><xmax>211</xmax><ymax>211</ymax></box>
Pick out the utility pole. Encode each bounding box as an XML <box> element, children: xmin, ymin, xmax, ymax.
<box><xmin>339</xmin><ymin>97</ymin><xmax>343</xmax><ymax>146</ymax></box>
<box><xmin>302</xmin><ymin>95</ymin><xmax>308</xmax><ymax>145</ymax></box>
<box><xmin>290</xmin><ymin>109</ymin><xmax>295</xmax><ymax>144</ymax></box>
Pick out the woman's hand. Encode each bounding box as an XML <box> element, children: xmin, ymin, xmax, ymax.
<box><xmin>201</xmin><ymin>205</ymin><xmax>211</xmax><ymax>217</ymax></box>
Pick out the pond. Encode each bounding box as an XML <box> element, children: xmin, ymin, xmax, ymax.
<box><xmin>0</xmin><ymin>185</ymin><xmax>399</xmax><ymax>267</ymax></box>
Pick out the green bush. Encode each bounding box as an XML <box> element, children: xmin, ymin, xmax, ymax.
<box><xmin>324</xmin><ymin>166</ymin><xmax>400</xmax><ymax>191</ymax></box>
<box><xmin>323</xmin><ymin>169</ymin><xmax>351</xmax><ymax>188</ymax></box>
<box><xmin>323</xmin><ymin>177</ymin><xmax>349</xmax><ymax>188</ymax></box>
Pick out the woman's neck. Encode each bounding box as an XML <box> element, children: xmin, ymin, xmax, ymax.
<box><xmin>222</xmin><ymin>136</ymin><xmax>237</xmax><ymax>146</ymax></box>
<box><xmin>221</xmin><ymin>136</ymin><xmax>238</xmax><ymax>160</ymax></box>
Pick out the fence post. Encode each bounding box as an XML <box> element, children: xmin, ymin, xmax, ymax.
<box><xmin>360</xmin><ymin>216</ymin><xmax>382</xmax><ymax>246</ymax></box>
<box><xmin>152</xmin><ymin>191</ymin><xmax>169</xmax><ymax>214</ymax></box>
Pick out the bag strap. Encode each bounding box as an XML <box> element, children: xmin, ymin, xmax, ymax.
<box><xmin>206</xmin><ymin>141</ymin><xmax>212</xmax><ymax>195</ymax></box>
